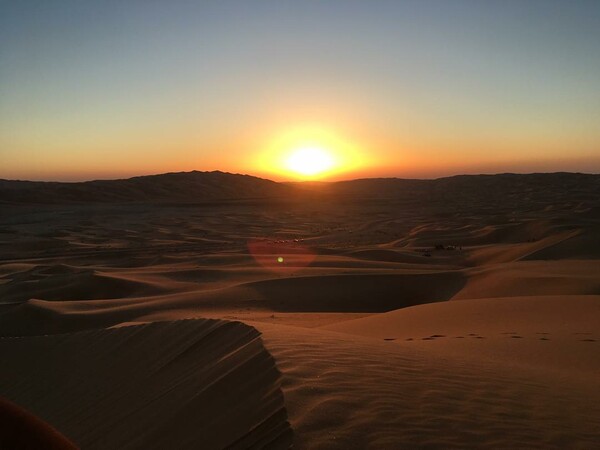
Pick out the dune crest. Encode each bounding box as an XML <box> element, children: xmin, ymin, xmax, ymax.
<box><xmin>0</xmin><ymin>319</ymin><xmax>292</xmax><ymax>449</ymax></box>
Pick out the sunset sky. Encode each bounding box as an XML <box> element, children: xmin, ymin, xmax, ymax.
<box><xmin>1</xmin><ymin>1</ymin><xmax>599</xmax><ymax>181</ymax></box>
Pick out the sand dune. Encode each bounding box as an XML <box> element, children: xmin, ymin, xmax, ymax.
<box><xmin>257</xmin><ymin>322</ymin><xmax>600</xmax><ymax>449</ymax></box>
<box><xmin>238</xmin><ymin>271</ymin><xmax>466</xmax><ymax>312</ymax></box>
<box><xmin>1</xmin><ymin>172</ymin><xmax>599</xmax><ymax>448</ymax></box>
<box><xmin>0</xmin><ymin>319</ymin><xmax>292</xmax><ymax>449</ymax></box>
<box><xmin>2</xmin><ymin>171</ymin><xmax>599</xmax><ymax>206</ymax></box>
<box><xmin>456</xmin><ymin>260</ymin><xmax>600</xmax><ymax>299</ymax></box>
<box><xmin>0</xmin><ymin>264</ymin><xmax>178</xmax><ymax>304</ymax></box>
<box><xmin>522</xmin><ymin>228</ymin><xmax>600</xmax><ymax>260</ymax></box>
<box><xmin>0</xmin><ymin>269</ymin><xmax>464</xmax><ymax>336</ymax></box>
<box><xmin>323</xmin><ymin>295</ymin><xmax>600</xmax><ymax>375</ymax></box>
<box><xmin>0</xmin><ymin>171</ymin><xmax>293</xmax><ymax>204</ymax></box>
<box><xmin>344</xmin><ymin>248</ymin><xmax>451</xmax><ymax>265</ymax></box>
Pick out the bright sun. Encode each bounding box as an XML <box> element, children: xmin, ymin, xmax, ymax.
<box><xmin>285</xmin><ymin>147</ymin><xmax>335</xmax><ymax>177</ymax></box>
<box><xmin>256</xmin><ymin>125</ymin><xmax>366</xmax><ymax>180</ymax></box>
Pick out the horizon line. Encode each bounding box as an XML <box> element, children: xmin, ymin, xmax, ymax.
<box><xmin>1</xmin><ymin>169</ymin><xmax>598</xmax><ymax>185</ymax></box>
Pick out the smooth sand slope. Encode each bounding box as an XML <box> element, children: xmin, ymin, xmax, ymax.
<box><xmin>324</xmin><ymin>295</ymin><xmax>600</xmax><ymax>375</ymax></box>
<box><xmin>258</xmin><ymin>322</ymin><xmax>600</xmax><ymax>449</ymax></box>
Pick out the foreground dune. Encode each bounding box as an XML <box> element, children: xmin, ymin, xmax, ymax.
<box><xmin>256</xmin><ymin>321</ymin><xmax>600</xmax><ymax>449</ymax></box>
<box><xmin>4</xmin><ymin>293</ymin><xmax>598</xmax><ymax>448</ymax></box>
<box><xmin>0</xmin><ymin>319</ymin><xmax>292</xmax><ymax>449</ymax></box>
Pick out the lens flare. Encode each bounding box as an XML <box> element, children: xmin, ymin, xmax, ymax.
<box><xmin>247</xmin><ymin>239</ymin><xmax>316</xmax><ymax>274</ymax></box>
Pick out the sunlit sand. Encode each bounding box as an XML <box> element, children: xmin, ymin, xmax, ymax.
<box><xmin>0</xmin><ymin>171</ymin><xmax>599</xmax><ymax>448</ymax></box>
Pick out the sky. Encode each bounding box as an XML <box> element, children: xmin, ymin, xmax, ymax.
<box><xmin>1</xmin><ymin>0</ymin><xmax>599</xmax><ymax>181</ymax></box>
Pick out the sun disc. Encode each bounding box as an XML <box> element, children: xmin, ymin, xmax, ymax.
<box><xmin>285</xmin><ymin>147</ymin><xmax>335</xmax><ymax>176</ymax></box>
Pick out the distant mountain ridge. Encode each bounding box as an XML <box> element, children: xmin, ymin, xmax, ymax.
<box><xmin>1</xmin><ymin>171</ymin><xmax>599</xmax><ymax>204</ymax></box>
<box><xmin>324</xmin><ymin>172</ymin><xmax>600</xmax><ymax>200</ymax></box>
<box><xmin>0</xmin><ymin>171</ymin><xmax>292</xmax><ymax>204</ymax></box>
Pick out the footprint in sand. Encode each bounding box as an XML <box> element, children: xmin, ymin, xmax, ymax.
<box><xmin>420</xmin><ymin>334</ymin><xmax>447</xmax><ymax>341</ymax></box>
<box><xmin>467</xmin><ymin>333</ymin><xmax>484</xmax><ymax>339</ymax></box>
<box><xmin>454</xmin><ymin>336</ymin><xmax>465</xmax><ymax>339</ymax></box>
<box><xmin>539</xmin><ymin>337</ymin><xmax>550</xmax><ymax>341</ymax></box>
<box><xmin>383</xmin><ymin>338</ymin><xmax>396</xmax><ymax>341</ymax></box>
<box><xmin>509</xmin><ymin>335</ymin><xmax>524</xmax><ymax>339</ymax></box>
<box><xmin>405</xmin><ymin>338</ymin><xmax>414</xmax><ymax>341</ymax></box>
<box><xmin>580</xmin><ymin>339</ymin><xmax>596</xmax><ymax>342</ymax></box>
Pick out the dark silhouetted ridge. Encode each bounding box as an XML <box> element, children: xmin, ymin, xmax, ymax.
<box><xmin>0</xmin><ymin>171</ymin><xmax>293</xmax><ymax>204</ymax></box>
<box><xmin>1</xmin><ymin>171</ymin><xmax>599</xmax><ymax>205</ymax></box>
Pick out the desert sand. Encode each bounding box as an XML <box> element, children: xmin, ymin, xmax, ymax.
<box><xmin>0</xmin><ymin>171</ymin><xmax>599</xmax><ymax>449</ymax></box>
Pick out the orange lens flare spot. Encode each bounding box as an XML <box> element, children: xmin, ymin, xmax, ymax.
<box><xmin>247</xmin><ymin>239</ymin><xmax>315</xmax><ymax>273</ymax></box>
